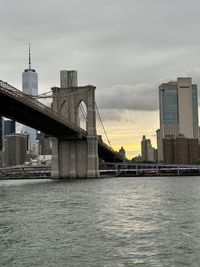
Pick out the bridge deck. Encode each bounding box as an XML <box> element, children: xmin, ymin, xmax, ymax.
<box><xmin>0</xmin><ymin>80</ymin><xmax>86</xmax><ymax>138</ymax></box>
<box><xmin>0</xmin><ymin>80</ymin><xmax>124</xmax><ymax>162</ymax></box>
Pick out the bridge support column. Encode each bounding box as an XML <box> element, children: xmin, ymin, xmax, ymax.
<box><xmin>87</xmin><ymin>136</ymin><xmax>99</xmax><ymax>178</ymax></box>
<box><xmin>51</xmin><ymin>73</ymin><xmax>99</xmax><ymax>179</ymax></box>
<box><xmin>51</xmin><ymin>136</ymin><xmax>99</xmax><ymax>179</ymax></box>
<box><xmin>51</xmin><ymin>137</ymin><xmax>60</xmax><ymax>178</ymax></box>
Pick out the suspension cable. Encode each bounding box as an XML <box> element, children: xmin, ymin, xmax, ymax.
<box><xmin>79</xmin><ymin>103</ymin><xmax>87</xmax><ymax>122</ymax></box>
<box><xmin>33</xmin><ymin>90</ymin><xmax>87</xmax><ymax>122</ymax></box>
<box><xmin>32</xmin><ymin>88</ymin><xmax>88</xmax><ymax>99</ymax></box>
<box><xmin>81</xmin><ymin>103</ymin><xmax>87</xmax><ymax>120</ymax></box>
<box><xmin>95</xmin><ymin>103</ymin><xmax>112</xmax><ymax>148</ymax></box>
<box><xmin>28</xmin><ymin>91</ymin><xmax>112</xmax><ymax>147</ymax></box>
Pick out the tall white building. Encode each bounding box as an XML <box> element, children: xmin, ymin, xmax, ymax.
<box><xmin>141</xmin><ymin>135</ymin><xmax>154</xmax><ymax>162</ymax></box>
<box><xmin>22</xmin><ymin>45</ymin><xmax>38</xmax><ymax>152</ymax></box>
<box><xmin>157</xmin><ymin>77</ymin><xmax>199</xmax><ymax>161</ymax></box>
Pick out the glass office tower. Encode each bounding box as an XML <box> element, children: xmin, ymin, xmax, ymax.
<box><xmin>22</xmin><ymin>45</ymin><xmax>38</xmax><ymax>152</ymax></box>
<box><xmin>158</xmin><ymin>77</ymin><xmax>199</xmax><ymax>161</ymax></box>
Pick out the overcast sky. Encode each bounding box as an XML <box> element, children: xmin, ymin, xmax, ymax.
<box><xmin>1</xmin><ymin>0</ymin><xmax>200</xmax><ymax>158</ymax></box>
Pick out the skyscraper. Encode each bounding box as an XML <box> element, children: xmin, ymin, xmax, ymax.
<box><xmin>4</xmin><ymin>119</ymin><xmax>16</xmax><ymax>137</ymax></box>
<box><xmin>22</xmin><ymin>44</ymin><xmax>38</xmax><ymax>151</ymax></box>
<box><xmin>118</xmin><ymin>146</ymin><xmax>126</xmax><ymax>162</ymax></box>
<box><xmin>157</xmin><ymin>77</ymin><xmax>199</xmax><ymax>162</ymax></box>
<box><xmin>4</xmin><ymin>134</ymin><xmax>27</xmax><ymax>166</ymax></box>
<box><xmin>141</xmin><ymin>135</ymin><xmax>154</xmax><ymax>162</ymax></box>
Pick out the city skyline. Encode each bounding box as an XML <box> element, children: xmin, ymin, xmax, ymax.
<box><xmin>1</xmin><ymin>0</ymin><xmax>200</xmax><ymax>158</ymax></box>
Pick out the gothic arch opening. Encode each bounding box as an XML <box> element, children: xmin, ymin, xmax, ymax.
<box><xmin>77</xmin><ymin>100</ymin><xmax>87</xmax><ymax>131</ymax></box>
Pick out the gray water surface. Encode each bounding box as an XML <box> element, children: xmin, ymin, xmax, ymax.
<box><xmin>1</xmin><ymin>176</ymin><xmax>200</xmax><ymax>267</ymax></box>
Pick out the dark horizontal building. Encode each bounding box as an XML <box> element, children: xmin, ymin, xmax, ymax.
<box><xmin>163</xmin><ymin>136</ymin><xmax>199</xmax><ymax>164</ymax></box>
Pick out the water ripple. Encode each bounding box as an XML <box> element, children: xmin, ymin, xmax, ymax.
<box><xmin>1</xmin><ymin>177</ymin><xmax>200</xmax><ymax>266</ymax></box>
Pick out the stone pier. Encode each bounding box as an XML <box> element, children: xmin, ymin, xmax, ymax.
<box><xmin>51</xmin><ymin>71</ymin><xmax>99</xmax><ymax>178</ymax></box>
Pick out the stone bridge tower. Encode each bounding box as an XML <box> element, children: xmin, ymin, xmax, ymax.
<box><xmin>51</xmin><ymin>70</ymin><xmax>99</xmax><ymax>178</ymax></box>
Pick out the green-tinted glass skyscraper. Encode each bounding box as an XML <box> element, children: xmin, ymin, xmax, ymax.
<box><xmin>158</xmin><ymin>77</ymin><xmax>199</xmax><ymax>161</ymax></box>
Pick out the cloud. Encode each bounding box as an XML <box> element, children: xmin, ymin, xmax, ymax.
<box><xmin>187</xmin><ymin>67</ymin><xmax>200</xmax><ymax>85</ymax></box>
<box><xmin>96</xmin><ymin>109</ymin><xmax>125</xmax><ymax>122</ymax></box>
<box><xmin>1</xmin><ymin>0</ymin><xmax>200</xmax><ymax>91</ymax></box>
<box><xmin>96</xmin><ymin>83</ymin><xmax>158</xmax><ymax>111</ymax></box>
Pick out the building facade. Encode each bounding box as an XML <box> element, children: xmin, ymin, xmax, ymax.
<box><xmin>36</xmin><ymin>132</ymin><xmax>52</xmax><ymax>155</ymax></box>
<box><xmin>4</xmin><ymin>134</ymin><xmax>27</xmax><ymax>166</ymax></box>
<box><xmin>158</xmin><ymin>77</ymin><xmax>199</xmax><ymax>163</ymax></box>
<box><xmin>119</xmin><ymin>146</ymin><xmax>126</xmax><ymax>161</ymax></box>
<box><xmin>60</xmin><ymin>70</ymin><xmax>78</xmax><ymax>88</ymax></box>
<box><xmin>163</xmin><ymin>136</ymin><xmax>199</xmax><ymax>164</ymax></box>
<box><xmin>4</xmin><ymin>119</ymin><xmax>16</xmax><ymax>137</ymax></box>
<box><xmin>141</xmin><ymin>135</ymin><xmax>154</xmax><ymax>162</ymax></box>
<box><xmin>22</xmin><ymin>45</ymin><xmax>38</xmax><ymax>152</ymax></box>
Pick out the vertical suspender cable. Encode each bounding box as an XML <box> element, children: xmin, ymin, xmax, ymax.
<box><xmin>95</xmin><ymin>103</ymin><xmax>112</xmax><ymax>148</ymax></box>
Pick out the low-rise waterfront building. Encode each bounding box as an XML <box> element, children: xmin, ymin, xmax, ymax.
<box><xmin>163</xmin><ymin>135</ymin><xmax>199</xmax><ymax>164</ymax></box>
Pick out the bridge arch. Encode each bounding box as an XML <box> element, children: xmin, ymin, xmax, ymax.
<box><xmin>77</xmin><ymin>100</ymin><xmax>87</xmax><ymax>131</ymax></box>
<box><xmin>51</xmin><ymin>84</ymin><xmax>98</xmax><ymax>178</ymax></box>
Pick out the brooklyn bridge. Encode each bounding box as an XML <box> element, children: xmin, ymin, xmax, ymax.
<box><xmin>0</xmin><ymin>79</ymin><xmax>124</xmax><ymax>178</ymax></box>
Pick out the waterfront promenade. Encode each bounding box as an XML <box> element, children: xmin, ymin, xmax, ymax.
<box><xmin>1</xmin><ymin>163</ymin><xmax>200</xmax><ymax>179</ymax></box>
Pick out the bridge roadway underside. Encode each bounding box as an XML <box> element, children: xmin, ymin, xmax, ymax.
<box><xmin>0</xmin><ymin>92</ymin><xmax>81</xmax><ymax>137</ymax></box>
<box><xmin>0</xmin><ymin>91</ymin><xmax>123</xmax><ymax>162</ymax></box>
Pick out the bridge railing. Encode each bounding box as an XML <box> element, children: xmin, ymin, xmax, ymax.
<box><xmin>0</xmin><ymin>80</ymin><xmax>86</xmax><ymax>135</ymax></box>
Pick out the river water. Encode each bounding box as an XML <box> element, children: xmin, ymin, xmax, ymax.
<box><xmin>1</xmin><ymin>176</ymin><xmax>200</xmax><ymax>267</ymax></box>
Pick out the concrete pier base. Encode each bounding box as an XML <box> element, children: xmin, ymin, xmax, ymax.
<box><xmin>51</xmin><ymin>137</ymin><xmax>99</xmax><ymax>179</ymax></box>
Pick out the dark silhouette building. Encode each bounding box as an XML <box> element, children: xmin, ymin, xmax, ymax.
<box><xmin>118</xmin><ymin>146</ymin><xmax>126</xmax><ymax>162</ymax></box>
<box><xmin>36</xmin><ymin>132</ymin><xmax>52</xmax><ymax>155</ymax></box>
<box><xmin>4</xmin><ymin>119</ymin><xmax>16</xmax><ymax>137</ymax></box>
<box><xmin>4</xmin><ymin>134</ymin><xmax>27</xmax><ymax>166</ymax></box>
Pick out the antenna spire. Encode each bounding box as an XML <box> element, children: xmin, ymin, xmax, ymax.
<box><xmin>29</xmin><ymin>43</ymin><xmax>31</xmax><ymax>70</ymax></box>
